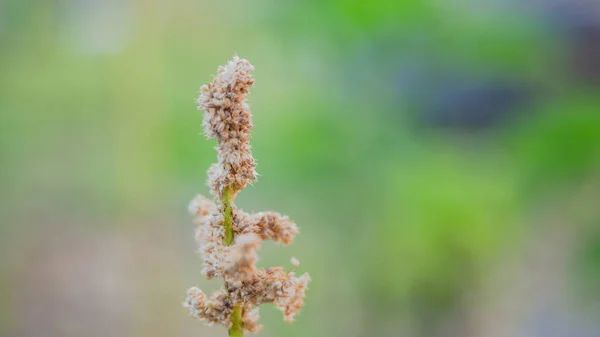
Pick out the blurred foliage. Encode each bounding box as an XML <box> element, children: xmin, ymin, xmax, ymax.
<box><xmin>1</xmin><ymin>1</ymin><xmax>600</xmax><ymax>337</ymax></box>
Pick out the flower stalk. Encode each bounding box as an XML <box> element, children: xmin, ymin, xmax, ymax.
<box><xmin>222</xmin><ymin>186</ymin><xmax>235</xmax><ymax>246</ymax></box>
<box><xmin>183</xmin><ymin>56</ymin><xmax>310</xmax><ymax>336</ymax></box>
<box><xmin>228</xmin><ymin>305</ymin><xmax>244</xmax><ymax>337</ymax></box>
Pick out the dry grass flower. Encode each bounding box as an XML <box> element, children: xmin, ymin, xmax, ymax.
<box><xmin>184</xmin><ymin>56</ymin><xmax>310</xmax><ymax>336</ymax></box>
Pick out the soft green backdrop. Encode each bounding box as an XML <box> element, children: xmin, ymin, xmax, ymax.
<box><xmin>1</xmin><ymin>1</ymin><xmax>600</xmax><ymax>337</ymax></box>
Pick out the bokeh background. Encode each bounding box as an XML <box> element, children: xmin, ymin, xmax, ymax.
<box><xmin>2</xmin><ymin>0</ymin><xmax>600</xmax><ymax>336</ymax></box>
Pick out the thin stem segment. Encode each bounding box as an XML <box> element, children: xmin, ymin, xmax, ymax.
<box><xmin>228</xmin><ymin>305</ymin><xmax>244</xmax><ymax>337</ymax></box>
<box><xmin>222</xmin><ymin>186</ymin><xmax>243</xmax><ymax>336</ymax></box>
<box><xmin>222</xmin><ymin>186</ymin><xmax>235</xmax><ymax>246</ymax></box>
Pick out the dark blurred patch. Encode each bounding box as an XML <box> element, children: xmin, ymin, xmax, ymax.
<box><xmin>415</xmin><ymin>78</ymin><xmax>534</xmax><ymax>131</ymax></box>
<box><xmin>546</xmin><ymin>0</ymin><xmax>600</xmax><ymax>86</ymax></box>
<box><xmin>569</xmin><ymin>23</ymin><xmax>600</xmax><ymax>86</ymax></box>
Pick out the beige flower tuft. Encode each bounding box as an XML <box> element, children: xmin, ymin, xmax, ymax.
<box><xmin>184</xmin><ymin>56</ymin><xmax>310</xmax><ymax>335</ymax></box>
<box><xmin>241</xmin><ymin>306</ymin><xmax>262</xmax><ymax>333</ymax></box>
<box><xmin>235</xmin><ymin>211</ymin><xmax>300</xmax><ymax>245</ymax></box>
<box><xmin>224</xmin><ymin>233</ymin><xmax>261</xmax><ymax>284</ymax></box>
<box><xmin>189</xmin><ymin>194</ymin><xmax>217</xmax><ymax>221</ymax></box>
<box><xmin>184</xmin><ymin>287</ymin><xmax>233</xmax><ymax>325</ymax></box>
<box><xmin>198</xmin><ymin>55</ymin><xmax>257</xmax><ymax>198</ymax></box>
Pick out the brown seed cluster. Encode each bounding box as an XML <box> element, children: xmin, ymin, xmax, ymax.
<box><xmin>184</xmin><ymin>56</ymin><xmax>310</xmax><ymax>334</ymax></box>
<box><xmin>197</xmin><ymin>56</ymin><xmax>257</xmax><ymax>199</ymax></box>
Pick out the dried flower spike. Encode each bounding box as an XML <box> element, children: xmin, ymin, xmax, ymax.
<box><xmin>184</xmin><ymin>56</ymin><xmax>310</xmax><ymax>336</ymax></box>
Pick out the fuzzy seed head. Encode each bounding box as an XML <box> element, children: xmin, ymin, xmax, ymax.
<box><xmin>184</xmin><ymin>56</ymin><xmax>310</xmax><ymax>333</ymax></box>
<box><xmin>197</xmin><ymin>56</ymin><xmax>257</xmax><ymax>198</ymax></box>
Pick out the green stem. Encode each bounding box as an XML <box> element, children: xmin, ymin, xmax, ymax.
<box><xmin>228</xmin><ymin>305</ymin><xmax>244</xmax><ymax>337</ymax></box>
<box><xmin>222</xmin><ymin>186</ymin><xmax>243</xmax><ymax>336</ymax></box>
<box><xmin>222</xmin><ymin>186</ymin><xmax>235</xmax><ymax>246</ymax></box>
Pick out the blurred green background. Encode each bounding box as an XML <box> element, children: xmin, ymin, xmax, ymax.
<box><xmin>1</xmin><ymin>1</ymin><xmax>600</xmax><ymax>337</ymax></box>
